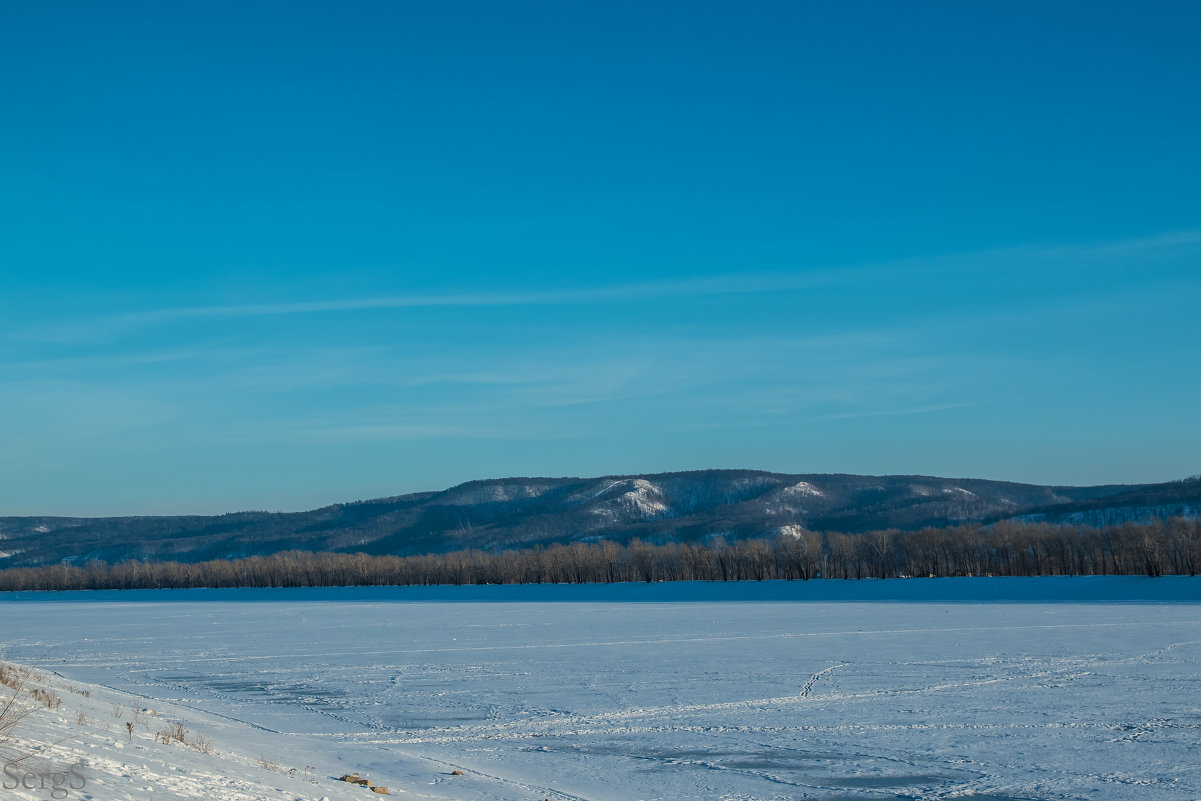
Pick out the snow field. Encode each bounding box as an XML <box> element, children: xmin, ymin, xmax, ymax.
<box><xmin>1</xmin><ymin>577</ymin><xmax>1199</xmax><ymax>800</ymax></box>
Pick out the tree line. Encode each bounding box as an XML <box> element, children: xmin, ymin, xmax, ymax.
<box><xmin>0</xmin><ymin>518</ymin><xmax>1197</xmax><ymax>592</ymax></box>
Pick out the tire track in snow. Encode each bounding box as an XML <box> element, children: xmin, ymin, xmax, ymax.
<box><xmin>347</xmin><ymin>663</ymin><xmax>1096</xmax><ymax>746</ymax></box>
<box><xmin>801</xmin><ymin>663</ymin><xmax>847</xmax><ymax>697</ymax></box>
<box><xmin>416</xmin><ymin>753</ymin><xmax>596</xmax><ymax>801</ymax></box>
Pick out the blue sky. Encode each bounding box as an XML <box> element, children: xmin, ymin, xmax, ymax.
<box><xmin>3</xmin><ymin>1</ymin><xmax>1199</xmax><ymax>515</ymax></box>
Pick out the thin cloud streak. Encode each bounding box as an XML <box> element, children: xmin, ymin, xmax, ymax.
<box><xmin>118</xmin><ymin>274</ymin><xmax>840</xmax><ymax>323</ymax></box>
<box><xmin>93</xmin><ymin>227</ymin><xmax>1201</xmax><ymax>325</ymax></box>
<box><xmin>819</xmin><ymin>402</ymin><xmax>986</xmax><ymax>422</ymax></box>
<box><xmin>10</xmin><ymin>227</ymin><xmax>1198</xmax><ymax>348</ymax></box>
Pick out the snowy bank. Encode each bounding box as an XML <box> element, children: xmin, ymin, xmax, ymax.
<box><xmin>0</xmin><ymin>662</ymin><xmax>403</xmax><ymax>801</ymax></box>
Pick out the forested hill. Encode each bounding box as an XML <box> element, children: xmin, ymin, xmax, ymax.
<box><xmin>1</xmin><ymin>470</ymin><xmax>1198</xmax><ymax>568</ymax></box>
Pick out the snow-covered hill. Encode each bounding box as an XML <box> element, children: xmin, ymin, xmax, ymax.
<box><xmin>1</xmin><ymin>471</ymin><xmax>1196</xmax><ymax>567</ymax></box>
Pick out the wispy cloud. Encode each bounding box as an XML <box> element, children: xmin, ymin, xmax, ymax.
<box><xmin>4</xmin><ymin>227</ymin><xmax>1197</xmax><ymax>473</ymax></box>
<box><xmin>819</xmin><ymin>401</ymin><xmax>986</xmax><ymax>422</ymax></box>
<box><xmin>0</xmin><ymin>341</ymin><xmax>253</xmax><ymax>375</ymax></box>
<box><xmin>10</xmin><ymin>227</ymin><xmax>1200</xmax><ymax>347</ymax></box>
<box><xmin>121</xmin><ymin>226</ymin><xmax>1201</xmax><ymax>324</ymax></box>
<box><xmin>114</xmin><ymin>273</ymin><xmax>842</xmax><ymax>322</ymax></box>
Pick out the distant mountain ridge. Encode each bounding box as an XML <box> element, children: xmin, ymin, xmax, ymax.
<box><xmin>1</xmin><ymin>470</ymin><xmax>1198</xmax><ymax>568</ymax></box>
<box><xmin>1013</xmin><ymin>477</ymin><xmax>1201</xmax><ymax>527</ymax></box>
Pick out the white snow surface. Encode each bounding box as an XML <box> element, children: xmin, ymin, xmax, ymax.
<box><xmin>782</xmin><ymin>481</ymin><xmax>825</xmax><ymax>498</ymax></box>
<box><xmin>0</xmin><ymin>668</ymin><xmax>368</xmax><ymax>801</ymax></box>
<box><xmin>1</xmin><ymin>577</ymin><xmax>1199</xmax><ymax>801</ymax></box>
<box><xmin>585</xmin><ymin>478</ymin><xmax>669</xmax><ymax>521</ymax></box>
<box><xmin>439</xmin><ymin>482</ymin><xmax>554</xmax><ymax>505</ymax></box>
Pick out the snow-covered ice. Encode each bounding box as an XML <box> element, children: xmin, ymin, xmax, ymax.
<box><xmin>1</xmin><ymin>577</ymin><xmax>1199</xmax><ymax>800</ymax></box>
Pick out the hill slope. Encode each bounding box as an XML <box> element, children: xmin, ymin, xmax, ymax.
<box><xmin>1012</xmin><ymin>477</ymin><xmax>1201</xmax><ymax>527</ymax></box>
<box><xmin>1</xmin><ymin>470</ymin><xmax>1196</xmax><ymax>568</ymax></box>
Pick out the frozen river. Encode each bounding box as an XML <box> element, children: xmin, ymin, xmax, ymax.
<box><xmin>2</xmin><ymin>578</ymin><xmax>1199</xmax><ymax>800</ymax></box>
